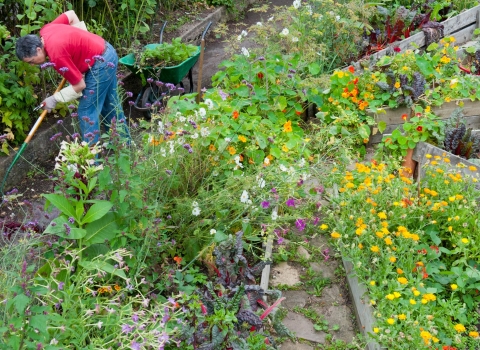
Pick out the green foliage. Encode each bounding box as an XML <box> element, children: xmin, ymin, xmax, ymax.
<box><xmin>139</xmin><ymin>38</ymin><xmax>198</xmax><ymax>67</ymax></box>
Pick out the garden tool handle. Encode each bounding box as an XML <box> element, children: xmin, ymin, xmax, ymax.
<box><xmin>24</xmin><ymin>78</ymin><xmax>67</xmax><ymax>144</ymax></box>
<box><xmin>196</xmin><ymin>38</ymin><xmax>205</xmax><ymax>104</ymax></box>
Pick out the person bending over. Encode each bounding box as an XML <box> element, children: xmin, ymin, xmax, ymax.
<box><xmin>15</xmin><ymin>10</ymin><xmax>130</xmax><ymax>144</ymax></box>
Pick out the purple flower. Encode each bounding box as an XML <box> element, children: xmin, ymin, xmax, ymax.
<box><xmin>128</xmin><ymin>100</ymin><xmax>135</xmax><ymax>106</ymax></box>
<box><xmin>93</xmin><ymin>55</ymin><xmax>105</xmax><ymax>62</ymax></box>
<box><xmin>72</xmin><ymin>133</ymin><xmax>80</xmax><ymax>139</ymax></box>
<box><xmin>126</xmin><ymin>91</ymin><xmax>133</xmax><ymax>98</ymax></box>
<box><xmin>165</xmin><ymin>83</ymin><xmax>176</xmax><ymax>90</ymax></box>
<box><xmin>165</xmin><ymin>169</ymin><xmax>172</xmax><ymax>175</ymax></box>
<box><xmin>71</xmin><ymin>112</ymin><xmax>78</xmax><ymax>118</ymax></box>
<box><xmin>295</xmin><ymin>219</ymin><xmax>306</xmax><ymax>231</ymax></box>
<box><xmin>313</xmin><ymin>217</ymin><xmax>319</xmax><ymax>225</ymax></box>
<box><xmin>258</xmin><ymin>56</ymin><xmax>265</xmax><ymax>61</ymax></box>
<box><xmin>277</xmin><ymin>237</ymin><xmax>284</xmax><ymax>244</ymax></box>
<box><xmin>50</xmin><ymin>132</ymin><xmax>62</xmax><ymax>142</ymax></box>
<box><xmin>58</xmin><ymin>282</ymin><xmax>64</xmax><ymax>290</ymax></box>
<box><xmin>121</xmin><ymin>324</ymin><xmax>134</xmax><ymax>334</ymax></box>
<box><xmin>85</xmin><ymin>59</ymin><xmax>91</xmax><ymax>64</ymax></box>
<box><xmin>59</xmin><ymin>67</ymin><xmax>69</xmax><ymax>73</ymax></box>
<box><xmin>218</xmin><ymin>89</ymin><xmax>228</xmax><ymax>101</ymax></box>
<box><xmin>147</xmin><ymin>78</ymin><xmax>154</xmax><ymax>84</ymax></box>
<box><xmin>89</xmin><ymin>90</ymin><xmax>94</xmax><ymax>95</ymax></box>
<box><xmin>286</xmin><ymin>198</ymin><xmax>295</xmax><ymax>207</ymax></box>
<box><xmin>57</xmin><ymin>120</ymin><xmax>63</xmax><ymax>125</ymax></box>
<box><xmin>156</xmin><ymin>81</ymin><xmax>164</xmax><ymax>87</ymax></box>
<box><xmin>271</xmin><ymin>188</ymin><xmax>277</xmax><ymax>193</ymax></box>
<box><xmin>63</xmin><ymin>224</ymin><xmax>71</xmax><ymax>235</ymax></box>
<box><xmin>131</xmin><ymin>341</ymin><xmax>141</xmax><ymax>350</ymax></box>
<box><xmin>297</xmin><ymin>179</ymin><xmax>304</xmax><ymax>186</ymax></box>
<box><xmin>261</xmin><ymin>201</ymin><xmax>270</xmax><ymax>209</ymax></box>
<box><xmin>189</xmin><ymin>120</ymin><xmax>197</xmax><ymax>129</ymax></box>
<box><xmin>82</xmin><ymin>116</ymin><xmax>91</xmax><ymax>122</ymax></box>
<box><xmin>68</xmin><ymin>104</ymin><xmax>76</xmax><ymax>110</ymax></box>
<box><xmin>68</xmin><ymin>217</ymin><xmax>75</xmax><ymax>224</ymax></box>
<box><xmin>106</xmin><ymin>62</ymin><xmax>115</xmax><ymax>68</ymax></box>
<box><xmin>40</xmin><ymin>62</ymin><xmax>55</xmax><ymax>69</ymax></box>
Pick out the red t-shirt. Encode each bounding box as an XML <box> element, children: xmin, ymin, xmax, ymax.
<box><xmin>39</xmin><ymin>14</ymin><xmax>105</xmax><ymax>85</ymax></box>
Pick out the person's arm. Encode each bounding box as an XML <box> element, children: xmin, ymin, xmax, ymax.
<box><xmin>64</xmin><ymin>10</ymin><xmax>80</xmax><ymax>26</ymax></box>
<box><xmin>71</xmin><ymin>79</ymin><xmax>86</xmax><ymax>93</ymax></box>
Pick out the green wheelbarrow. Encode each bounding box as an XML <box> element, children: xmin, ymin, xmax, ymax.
<box><xmin>119</xmin><ymin>21</ymin><xmax>212</xmax><ymax>117</ymax></box>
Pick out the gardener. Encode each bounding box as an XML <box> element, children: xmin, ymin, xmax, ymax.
<box><xmin>15</xmin><ymin>10</ymin><xmax>130</xmax><ymax>145</ymax></box>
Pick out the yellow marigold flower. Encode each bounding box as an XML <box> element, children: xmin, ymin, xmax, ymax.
<box><xmin>209</xmin><ymin>144</ymin><xmax>216</xmax><ymax>152</ymax></box>
<box><xmin>398</xmin><ymin>314</ymin><xmax>406</xmax><ymax>320</ymax></box>
<box><xmin>381</xmin><ymin>221</ymin><xmax>389</xmax><ymax>228</ymax></box>
<box><xmin>376</xmin><ymin>231</ymin><xmax>384</xmax><ymax>239</ymax></box>
<box><xmin>469</xmin><ymin>331</ymin><xmax>479</xmax><ymax>338</ymax></box>
<box><xmin>283</xmin><ymin>120</ymin><xmax>293</xmax><ymax>133</ymax></box>
<box><xmin>421</xmin><ymin>299</ymin><xmax>428</xmax><ymax>304</ymax></box>
<box><xmin>331</xmin><ymin>232</ymin><xmax>341</xmax><ymax>239</ymax></box>
<box><xmin>423</xmin><ymin>293</ymin><xmax>436</xmax><ymax>301</ymax></box>
<box><xmin>448</xmin><ymin>226</ymin><xmax>453</xmax><ymax>232</ymax></box>
<box><xmin>370</xmin><ymin>281</ymin><xmax>376</xmax><ymax>286</ymax></box>
<box><xmin>387</xmin><ymin>318</ymin><xmax>395</xmax><ymax>325</ymax></box>
<box><xmin>346</xmin><ymin>182</ymin><xmax>355</xmax><ymax>188</ymax></box>
<box><xmin>282</xmin><ymin>144</ymin><xmax>289</xmax><ymax>152</ymax></box>
<box><xmin>389</xmin><ymin>256</ymin><xmax>396</xmax><ymax>263</ymax></box>
<box><xmin>425</xmin><ymin>154</ymin><xmax>432</xmax><ymax>159</ymax></box>
<box><xmin>462</xmin><ymin>238</ymin><xmax>469</xmax><ymax>244</ymax></box>
<box><xmin>373</xmin><ymin>327</ymin><xmax>380</xmax><ymax>333</ymax></box>
<box><xmin>454</xmin><ymin>324</ymin><xmax>466</xmax><ymax>333</ymax></box>
<box><xmin>384</xmin><ymin>237</ymin><xmax>393</xmax><ymax>245</ymax></box>
<box><xmin>386</xmin><ymin>294</ymin><xmax>395</xmax><ymax>300</ymax></box>
<box><xmin>451</xmin><ymin>284</ymin><xmax>458</xmax><ymax>290</ymax></box>
<box><xmin>445</xmin><ymin>97</ymin><xmax>451</xmax><ymax>102</ymax></box>
<box><xmin>394</xmin><ymin>81</ymin><xmax>400</xmax><ymax>88</ymax></box>
<box><xmin>238</xmin><ymin>135</ymin><xmax>247</xmax><ymax>143</ymax></box>
<box><xmin>393</xmin><ymin>292</ymin><xmax>401</xmax><ymax>298</ymax></box>
<box><xmin>228</xmin><ymin>146</ymin><xmax>236</xmax><ymax>155</ymax></box>
<box><xmin>397</xmin><ymin>268</ymin><xmax>404</xmax><ymax>274</ymax></box>
<box><xmin>371</xmin><ymin>245</ymin><xmax>380</xmax><ymax>253</ymax></box>
<box><xmin>398</xmin><ymin>277</ymin><xmax>408</xmax><ymax>284</ymax></box>
<box><xmin>410</xmin><ymin>299</ymin><xmax>416</xmax><ymax>305</ymax></box>
<box><xmin>358</xmin><ymin>243</ymin><xmax>363</xmax><ymax>249</ymax></box>
<box><xmin>378</xmin><ymin>212</ymin><xmax>387</xmax><ymax>219</ymax></box>
<box><xmin>413</xmin><ymin>290</ymin><xmax>420</xmax><ymax>296</ymax></box>
<box><xmin>443</xmin><ymin>157</ymin><xmax>450</xmax><ymax>163</ymax></box>
<box><xmin>469</xmin><ymin>165</ymin><xmax>477</xmax><ymax>171</ymax></box>
<box><xmin>320</xmin><ymin>224</ymin><xmax>328</xmax><ymax>230</ymax></box>
<box><xmin>114</xmin><ymin>284</ymin><xmax>121</xmax><ymax>291</ymax></box>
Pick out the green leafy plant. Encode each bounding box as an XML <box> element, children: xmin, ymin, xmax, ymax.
<box><xmin>443</xmin><ymin>107</ymin><xmax>480</xmax><ymax>159</ymax></box>
<box><xmin>139</xmin><ymin>38</ymin><xmax>199</xmax><ymax>67</ymax></box>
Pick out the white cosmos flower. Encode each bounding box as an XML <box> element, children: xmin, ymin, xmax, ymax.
<box><xmin>204</xmin><ymin>99</ymin><xmax>214</xmax><ymax>110</ymax></box>
<box><xmin>271</xmin><ymin>210</ymin><xmax>278</xmax><ymax>220</ymax></box>
<box><xmin>291</xmin><ymin>36</ymin><xmax>299</xmax><ymax>42</ymax></box>
<box><xmin>336</xmin><ymin>15</ymin><xmax>341</xmax><ymax>21</ymax></box>
<box><xmin>179</xmin><ymin>115</ymin><xmax>186</xmax><ymax>122</ymax></box>
<box><xmin>168</xmin><ymin>141</ymin><xmax>175</xmax><ymax>154</ymax></box>
<box><xmin>210</xmin><ymin>229</ymin><xmax>216</xmax><ymax>235</ymax></box>
<box><xmin>225</xmin><ymin>137</ymin><xmax>231</xmax><ymax>143</ymax></box>
<box><xmin>268</xmin><ymin>16</ymin><xmax>274</xmax><ymax>21</ymax></box>
<box><xmin>241</xmin><ymin>47</ymin><xmax>250</xmax><ymax>57</ymax></box>
<box><xmin>256</xmin><ymin>22</ymin><xmax>262</xmax><ymax>26</ymax></box>
<box><xmin>298</xmin><ymin>158</ymin><xmax>306</xmax><ymax>167</ymax></box>
<box><xmin>160</xmin><ymin>148</ymin><xmax>166</xmax><ymax>157</ymax></box>
<box><xmin>241</xmin><ymin>30</ymin><xmax>248</xmax><ymax>37</ymax></box>
<box><xmin>234</xmin><ymin>155</ymin><xmax>243</xmax><ymax>168</ymax></box>
<box><xmin>240</xmin><ymin>190</ymin><xmax>249</xmax><ymax>203</ymax></box>
<box><xmin>279</xmin><ymin>164</ymin><xmax>287</xmax><ymax>172</ymax></box>
<box><xmin>191</xmin><ymin>133</ymin><xmax>198</xmax><ymax>139</ymax></box>
<box><xmin>264</xmin><ymin>157</ymin><xmax>270</xmax><ymax>165</ymax></box>
<box><xmin>200</xmin><ymin>127</ymin><xmax>210</xmax><ymax>137</ymax></box>
<box><xmin>157</xmin><ymin>121</ymin><xmax>164</xmax><ymax>133</ymax></box>
<box><xmin>306</xmin><ymin>4</ymin><xmax>313</xmax><ymax>15</ymax></box>
<box><xmin>237</xmin><ymin>34</ymin><xmax>243</xmax><ymax>41</ymax></box>
<box><xmin>280</xmin><ymin>28</ymin><xmax>289</xmax><ymax>36</ymax></box>
<box><xmin>258</xmin><ymin>178</ymin><xmax>266</xmax><ymax>188</ymax></box>
<box><xmin>192</xmin><ymin>207</ymin><xmax>201</xmax><ymax>216</ymax></box>
<box><xmin>198</xmin><ymin>107</ymin><xmax>206</xmax><ymax>117</ymax></box>
<box><xmin>192</xmin><ymin>201</ymin><xmax>199</xmax><ymax>207</ymax></box>
<box><xmin>293</xmin><ymin>0</ymin><xmax>301</xmax><ymax>9</ymax></box>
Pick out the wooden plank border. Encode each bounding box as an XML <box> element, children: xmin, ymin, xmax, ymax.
<box><xmin>365</xmin><ymin>5</ymin><xmax>480</xmax><ymax>61</ymax></box>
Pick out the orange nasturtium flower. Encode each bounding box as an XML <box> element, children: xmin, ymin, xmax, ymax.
<box><xmin>232</xmin><ymin>111</ymin><xmax>239</xmax><ymax>119</ymax></box>
<box><xmin>283</xmin><ymin>120</ymin><xmax>293</xmax><ymax>132</ymax></box>
<box><xmin>348</xmin><ymin>66</ymin><xmax>355</xmax><ymax>73</ymax></box>
<box><xmin>173</xmin><ymin>256</ymin><xmax>183</xmax><ymax>265</ymax></box>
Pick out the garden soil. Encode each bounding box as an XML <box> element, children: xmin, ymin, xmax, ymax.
<box><xmin>1</xmin><ymin>1</ymin><xmax>364</xmax><ymax>348</ymax></box>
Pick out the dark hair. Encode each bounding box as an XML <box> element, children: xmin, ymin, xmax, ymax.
<box><xmin>15</xmin><ymin>34</ymin><xmax>43</xmax><ymax>60</ymax></box>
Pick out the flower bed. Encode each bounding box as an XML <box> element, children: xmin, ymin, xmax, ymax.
<box><xmin>327</xmin><ymin>160</ymin><xmax>480</xmax><ymax>349</ymax></box>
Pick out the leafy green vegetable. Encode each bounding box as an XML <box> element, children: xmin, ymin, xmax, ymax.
<box><xmin>139</xmin><ymin>38</ymin><xmax>198</xmax><ymax>67</ymax></box>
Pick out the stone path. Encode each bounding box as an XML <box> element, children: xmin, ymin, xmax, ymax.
<box><xmin>269</xmin><ymin>234</ymin><xmax>360</xmax><ymax>349</ymax></box>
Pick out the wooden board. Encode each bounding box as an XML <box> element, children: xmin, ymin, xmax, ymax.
<box><xmin>412</xmin><ymin>141</ymin><xmax>480</xmax><ymax>185</ymax></box>
<box><xmin>367</xmin><ymin>5</ymin><xmax>480</xmax><ymax>61</ymax></box>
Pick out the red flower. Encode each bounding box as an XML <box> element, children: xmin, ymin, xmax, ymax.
<box><xmin>173</xmin><ymin>256</ymin><xmax>182</xmax><ymax>265</ymax></box>
<box><xmin>430</xmin><ymin>245</ymin><xmax>439</xmax><ymax>253</ymax></box>
<box><xmin>353</xmin><ymin>77</ymin><xmax>359</xmax><ymax>85</ymax></box>
<box><xmin>295</xmin><ymin>111</ymin><xmax>302</xmax><ymax>115</ymax></box>
<box><xmin>394</xmin><ymin>46</ymin><xmax>401</xmax><ymax>53</ymax></box>
<box><xmin>257</xmin><ymin>72</ymin><xmax>264</xmax><ymax>79</ymax></box>
<box><xmin>232</xmin><ymin>111</ymin><xmax>239</xmax><ymax>119</ymax></box>
<box><xmin>416</xmin><ymin>126</ymin><xmax>423</xmax><ymax>132</ymax></box>
<box><xmin>348</xmin><ymin>66</ymin><xmax>355</xmax><ymax>73</ymax></box>
<box><xmin>401</xmin><ymin>114</ymin><xmax>408</xmax><ymax>121</ymax></box>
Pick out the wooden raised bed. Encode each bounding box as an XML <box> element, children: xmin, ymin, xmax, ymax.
<box><xmin>364</xmin><ymin>4</ymin><xmax>480</xmax><ymax>62</ymax></box>
<box><xmin>369</xmin><ymin>98</ymin><xmax>480</xmax><ymax>144</ymax></box>
<box><xmin>413</xmin><ymin>141</ymin><xmax>480</xmax><ymax>184</ymax></box>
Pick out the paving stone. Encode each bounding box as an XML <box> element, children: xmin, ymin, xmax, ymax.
<box><xmin>281</xmin><ymin>290</ymin><xmax>310</xmax><ymax>309</ymax></box>
<box><xmin>314</xmin><ymin>284</ymin><xmax>347</xmax><ymax>306</ymax></box>
<box><xmin>279</xmin><ymin>340</ymin><xmax>315</xmax><ymax>349</ymax></box>
<box><xmin>309</xmin><ymin>261</ymin><xmax>337</xmax><ymax>280</ymax></box>
<box><xmin>297</xmin><ymin>245</ymin><xmax>311</xmax><ymax>260</ymax></box>
<box><xmin>270</xmin><ymin>262</ymin><xmax>301</xmax><ymax>287</ymax></box>
<box><xmin>312</xmin><ymin>304</ymin><xmax>357</xmax><ymax>343</ymax></box>
<box><xmin>282</xmin><ymin>311</ymin><xmax>327</xmax><ymax>343</ymax></box>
